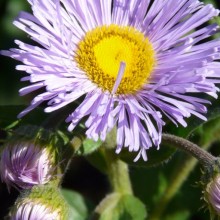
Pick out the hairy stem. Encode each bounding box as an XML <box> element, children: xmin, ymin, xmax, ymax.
<box><xmin>104</xmin><ymin>150</ymin><xmax>133</xmax><ymax>195</ymax></box>
<box><xmin>149</xmin><ymin>132</ymin><xmax>218</xmax><ymax>220</ymax></box>
<box><xmin>102</xmin><ymin>126</ymin><xmax>133</xmax><ymax>194</ymax></box>
<box><xmin>162</xmin><ymin>134</ymin><xmax>216</xmax><ymax>167</ymax></box>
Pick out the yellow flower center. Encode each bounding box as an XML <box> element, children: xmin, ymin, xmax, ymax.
<box><xmin>75</xmin><ymin>24</ymin><xmax>155</xmax><ymax>95</ymax></box>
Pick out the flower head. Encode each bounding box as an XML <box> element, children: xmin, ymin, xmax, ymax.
<box><xmin>10</xmin><ymin>185</ymin><xmax>69</xmax><ymax>220</ymax></box>
<box><xmin>0</xmin><ymin>126</ymin><xmax>66</xmax><ymax>190</ymax></box>
<box><xmin>0</xmin><ymin>141</ymin><xmax>55</xmax><ymax>190</ymax></box>
<box><xmin>2</xmin><ymin>0</ymin><xmax>220</xmax><ymax>160</ymax></box>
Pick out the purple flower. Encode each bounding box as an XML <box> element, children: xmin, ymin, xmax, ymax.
<box><xmin>2</xmin><ymin>0</ymin><xmax>220</xmax><ymax>160</ymax></box>
<box><xmin>0</xmin><ymin>141</ymin><xmax>54</xmax><ymax>189</ymax></box>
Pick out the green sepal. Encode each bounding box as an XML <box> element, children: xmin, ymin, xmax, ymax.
<box><xmin>10</xmin><ymin>125</ymin><xmax>68</xmax><ymax>161</ymax></box>
<box><xmin>11</xmin><ymin>184</ymin><xmax>69</xmax><ymax>220</ymax></box>
<box><xmin>93</xmin><ymin>193</ymin><xmax>147</xmax><ymax>220</ymax></box>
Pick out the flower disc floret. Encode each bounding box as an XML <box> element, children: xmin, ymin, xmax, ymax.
<box><xmin>76</xmin><ymin>24</ymin><xmax>155</xmax><ymax>94</ymax></box>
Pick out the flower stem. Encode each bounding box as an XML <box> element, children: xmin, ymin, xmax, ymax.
<box><xmin>91</xmin><ymin>149</ymin><xmax>133</xmax><ymax>219</ymax></box>
<box><xmin>103</xmin><ymin>127</ymin><xmax>132</xmax><ymax>194</ymax></box>
<box><xmin>162</xmin><ymin>134</ymin><xmax>216</xmax><ymax>167</ymax></box>
<box><xmin>104</xmin><ymin>150</ymin><xmax>133</xmax><ymax>195</ymax></box>
<box><xmin>90</xmin><ymin>129</ymin><xmax>133</xmax><ymax>219</ymax></box>
<box><xmin>149</xmin><ymin>130</ymin><xmax>219</xmax><ymax>220</ymax></box>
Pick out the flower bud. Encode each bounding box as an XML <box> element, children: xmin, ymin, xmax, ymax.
<box><xmin>0</xmin><ymin>141</ymin><xmax>55</xmax><ymax>189</ymax></box>
<box><xmin>10</xmin><ymin>184</ymin><xmax>69</xmax><ymax>220</ymax></box>
<box><xmin>0</xmin><ymin>125</ymin><xmax>70</xmax><ymax>190</ymax></box>
<box><xmin>204</xmin><ymin>174</ymin><xmax>220</xmax><ymax>217</ymax></box>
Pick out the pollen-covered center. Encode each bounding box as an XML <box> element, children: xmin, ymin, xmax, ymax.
<box><xmin>75</xmin><ymin>25</ymin><xmax>155</xmax><ymax>94</ymax></box>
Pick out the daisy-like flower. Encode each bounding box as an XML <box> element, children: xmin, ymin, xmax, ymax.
<box><xmin>2</xmin><ymin>0</ymin><xmax>220</xmax><ymax>160</ymax></box>
<box><xmin>0</xmin><ymin>141</ymin><xmax>54</xmax><ymax>189</ymax></box>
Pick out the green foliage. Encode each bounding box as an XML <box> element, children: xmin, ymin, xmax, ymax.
<box><xmin>94</xmin><ymin>193</ymin><xmax>147</xmax><ymax>220</ymax></box>
<box><xmin>131</xmin><ymin>108</ymin><xmax>220</xmax><ymax>219</ymax></box>
<box><xmin>12</xmin><ymin>184</ymin><xmax>70</xmax><ymax>220</ymax></box>
<box><xmin>117</xmin><ymin>195</ymin><xmax>147</xmax><ymax>220</ymax></box>
<box><xmin>75</xmin><ymin>138</ymin><xmax>103</xmax><ymax>155</ymax></box>
<box><xmin>86</xmin><ymin>148</ymin><xmax>108</xmax><ymax>174</ymax></box>
<box><xmin>61</xmin><ymin>189</ymin><xmax>89</xmax><ymax>220</ymax></box>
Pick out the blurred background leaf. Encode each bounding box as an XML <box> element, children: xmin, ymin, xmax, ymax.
<box><xmin>61</xmin><ymin>188</ymin><xmax>90</xmax><ymax>220</ymax></box>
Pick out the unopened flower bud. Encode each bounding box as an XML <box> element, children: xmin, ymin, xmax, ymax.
<box><xmin>10</xmin><ymin>184</ymin><xmax>69</xmax><ymax>220</ymax></box>
<box><xmin>204</xmin><ymin>174</ymin><xmax>220</xmax><ymax>217</ymax></box>
<box><xmin>0</xmin><ymin>141</ymin><xmax>55</xmax><ymax>189</ymax></box>
<box><xmin>0</xmin><ymin>125</ymin><xmax>70</xmax><ymax>190</ymax></box>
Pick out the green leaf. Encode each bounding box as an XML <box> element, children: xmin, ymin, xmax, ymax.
<box><xmin>86</xmin><ymin>148</ymin><xmax>108</xmax><ymax>174</ymax></box>
<box><xmin>118</xmin><ymin>143</ymin><xmax>176</xmax><ymax>168</ymax></box>
<box><xmin>94</xmin><ymin>193</ymin><xmax>147</xmax><ymax>220</ymax></box>
<box><xmin>61</xmin><ymin>188</ymin><xmax>88</xmax><ymax>220</ymax></box>
<box><xmin>95</xmin><ymin>193</ymin><xmax>121</xmax><ymax>220</ymax></box>
<box><xmin>75</xmin><ymin>138</ymin><xmax>103</xmax><ymax>155</ymax></box>
<box><xmin>118</xmin><ymin>195</ymin><xmax>147</xmax><ymax>220</ymax></box>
